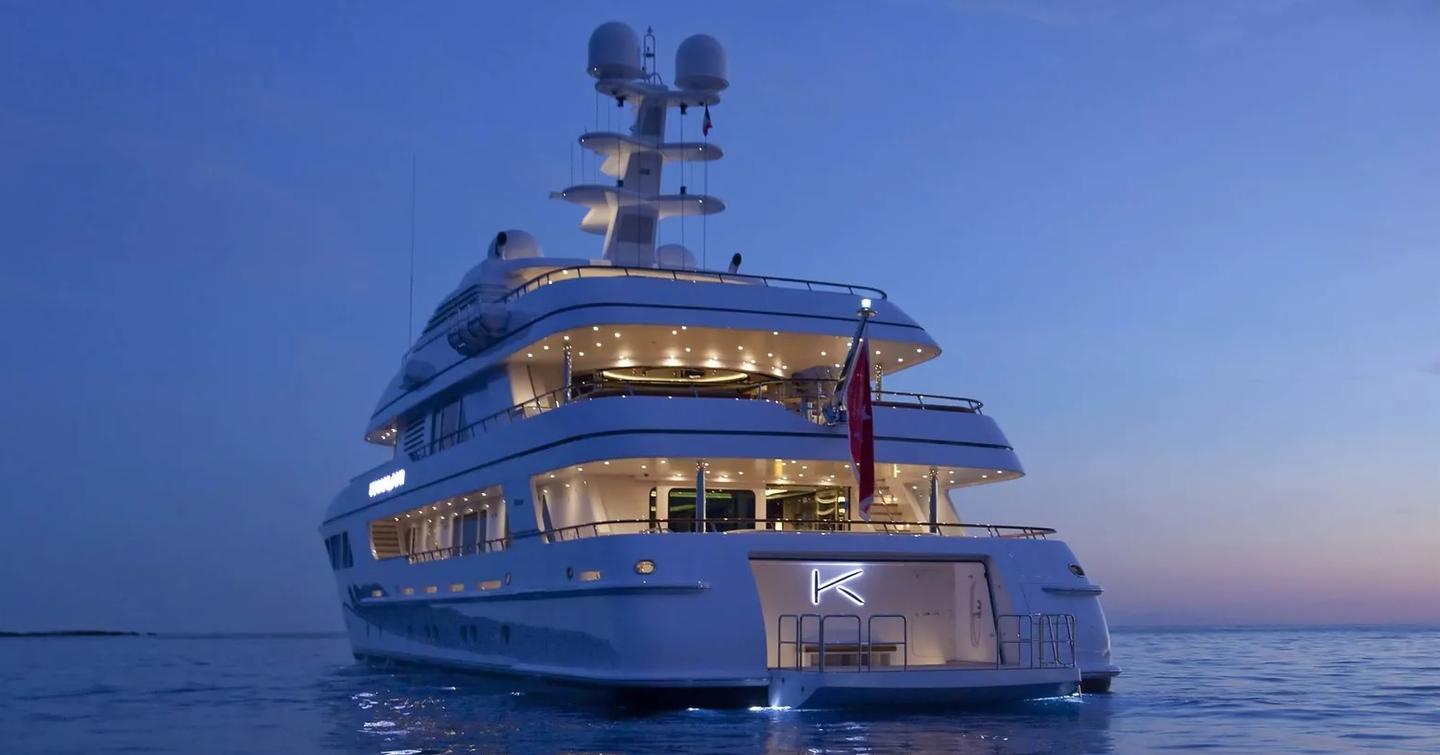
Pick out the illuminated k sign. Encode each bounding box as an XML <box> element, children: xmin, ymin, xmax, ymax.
<box><xmin>811</xmin><ymin>568</ymin><xmax>865</xmax><ymax>606</ymax></box>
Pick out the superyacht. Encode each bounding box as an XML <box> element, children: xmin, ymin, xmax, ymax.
<box><xmin>319</xmin><ymin>22</ymin><xmax>1119</xmax><ymax>707</ymax></box>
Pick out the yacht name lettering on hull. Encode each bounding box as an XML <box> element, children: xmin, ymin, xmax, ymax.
<box><xmin>368</xmin><ymin>469</ymin><xmax>406</xmax><ymax>498</ymax></box>
<box><xmin>811</xmin><ymin>568</ymin><xmax>865</xmax><ymax>606</ymax></box>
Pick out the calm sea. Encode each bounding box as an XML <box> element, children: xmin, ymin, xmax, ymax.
<box><xmin>2</xmin><ymin>627</ymin><xmax>1436</xmax><ymax>754</ymax></box>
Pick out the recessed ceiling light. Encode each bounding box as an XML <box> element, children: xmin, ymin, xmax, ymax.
<box><xmin>613</xmin><ymin>332</ymin><xmax>621</xmax><ymax>338</ymax></box>
<box><xmin>820</xmin><ymin>351</ymin><xmax>827</xmax><ymax>356</ymax></box>
<box><xmin>592</xmin><ymin>326</ymin><xmax>599</xmax><ymax>331</ymax></box>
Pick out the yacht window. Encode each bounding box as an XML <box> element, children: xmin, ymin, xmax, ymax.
<box><xmin>765</xmin><ymin>486</ymin><xmax>851</xmax><ymax>531</ymax></box>
<box><xmin>432</xmin><ymin>399</ymin><xmax>464</xmax><ymax>450</ymax></box>
<box><xmin>666</xmin><ymin>488</ymin><xmax>756</xmax><ymax>533</ymax></box>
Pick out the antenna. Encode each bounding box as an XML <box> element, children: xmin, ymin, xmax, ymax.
<box><xmin>407</xmin><ymin>155</ymin><xmax>416</xmax><ymax>349</ymax></box>
<box><xmin>642</xmin><ymin>26</ymin><xmax>662</xmax><ymax>84</ymax></box>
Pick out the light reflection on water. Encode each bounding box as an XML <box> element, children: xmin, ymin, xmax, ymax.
<box><xmin>0</xmin><ymin>627</ymin><xmax>1437</xmax><ymax>753</ymax></box>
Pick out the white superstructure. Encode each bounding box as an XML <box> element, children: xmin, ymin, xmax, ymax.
<box><xmin>319</xmin><ymin>23</ymin><xmax>1119</xmax><ymax>707</ymax></box>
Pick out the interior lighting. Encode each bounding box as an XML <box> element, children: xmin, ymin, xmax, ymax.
<box><xmin>820</xmin><ymin>351</ymin><xmax>827</xmax><ymax>356</ymax></box>
<box><xmin>592</xmin><ymin>326</ymin><xmax>599</xmax><ymax>331</ymax></box>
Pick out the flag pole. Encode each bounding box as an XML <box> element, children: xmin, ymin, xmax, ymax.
<box><xmin>828</xmin><ymin>297</ymin><xmax>876</xmax><ymax>424</ymax></box>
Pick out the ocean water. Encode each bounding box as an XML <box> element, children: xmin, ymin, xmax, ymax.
<box><xmin>2</xmin><ymin>627</ymin><xmax>1437</xmax><ymax>754</ymax></box>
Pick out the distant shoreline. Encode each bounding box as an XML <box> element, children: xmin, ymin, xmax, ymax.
<box><xmin>0</xmin><ymin>630</ymin><xmax>346</xmax><ymax>639</ymax></box>
<box><xmin>0</xmin><ymin>630</ymin><xmax>153</xmax><ymax>638</ymax></box>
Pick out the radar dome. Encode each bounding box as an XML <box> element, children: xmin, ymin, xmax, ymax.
<box><xmin>675</xmin><ymin>34</ymin><xmax>728</xmax><ymax>92</ymax></box>
<box><xmin>588</xmin><ymin>22</ymin><xmax>643</xmax><ymax>80</ymax></box>
<box><xmin>656</xmin><ymin>243</ymin><xmax>698</xmax><ymax>271</ymax></box>
<box><xmin>487</xmin><ymin>229</ymin><xmax>543</xmax><ymax>260</ymax></box>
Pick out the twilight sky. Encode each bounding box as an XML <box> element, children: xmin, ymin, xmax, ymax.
<box><xmin>1</xmin><ymin>1</ymin><xmax>1436</xmax><ymax>632</ymax></box>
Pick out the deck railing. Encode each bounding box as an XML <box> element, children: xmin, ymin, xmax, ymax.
<box><xmin>539</xmin><ymin>518</ymin><xmax>1053</xmax><ymax>541</ymax></box>
<box><xmin>422</xmin><ymin>265</ymin><xmax>888</xmax><ymax>340</ymax></box>
<box><xmin>395</xmin><ymin>518</ymin><xmax>1053</xmax><ymax>565</ymax></box>
<box><xmin>772</xmin><ymin>612</ymin><xmax>1076</xmax><ymax>673</ymax></box>
<box><xmin>410</xmin><ymin>378</ymin><xmax>984</xmax><ymax>461</ymax></box>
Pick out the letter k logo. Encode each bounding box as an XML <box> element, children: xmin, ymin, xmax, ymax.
<box><xmin>811</xmin><ymin>568</ymin><xmax>865</xmax><ymax>606</ymax></box>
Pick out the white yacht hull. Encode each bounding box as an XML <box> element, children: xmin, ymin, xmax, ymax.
<box><xmin>333</xmin><ymin>531</ymin><xmax>1117</xmax><ymax>707</ymax></box>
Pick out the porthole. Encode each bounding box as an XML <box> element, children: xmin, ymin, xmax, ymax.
<box><xmin>635</xmin><ymin>559</ymin><xmax>656</xmax><ymax>575</ymax></box>
<box><xmin>504</xmin><ymin>572</ymin><xmax>513</xmax><ymax>585</ymax></box>
<box><xmin>1069</xmin><ymin>563</ymin><xmax>1086</xmax><ymax>577</ymax></box>
<box><xmin>566</xmin><ymin>566</ymin><xmax>574</xmax><ymax>580</ymax></box>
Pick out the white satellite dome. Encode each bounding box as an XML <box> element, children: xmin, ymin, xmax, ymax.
<box><xmin>675</xmin><ymin>34</ymin><xmax>728</xmax><ymax>92</ymax></box>
<box><xmin>656</xmin><ymin>243</ymin><xmax>698</xmax><ymax>271</ymax></box>
<box><xmin>487</xmin><ymin>229</ymin><xmax>543</xmax><ymax>260</ymax></box>
<box><xmin>588</xmin><ymin>22</ymin><xmax>643</xmax><ymax>81</ymax></box>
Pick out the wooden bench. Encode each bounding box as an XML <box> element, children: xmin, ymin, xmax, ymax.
<box><xmin>802</xmin><ymin>643</ymin><xmax>900</xmax><ymax>668</ymax></box>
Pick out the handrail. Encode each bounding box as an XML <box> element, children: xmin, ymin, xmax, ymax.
<box><xmin>424</xmin><ymin>265</ymin><xmax>889</xmax><ymax>337</ymax></box>
<box><xmin>398</xmin><ymin>517</ymin><xmax>1054</xmax><ymax>567</ymax></box>
<box><xmin>866</xmin><ymin>614</ymin><xmax>909</xmax><ymax>670</ymax></box>
<box><xmin>402</xmin><ymin>536</ymin><xmax>512</xmax><ymax>565</ymax></box>
<box><xmin>774</xmin><ymin>613</ymin><xmax>909</xmax><ymax>672</ymax></box>
<box><xmin>537</xmin><ymin>517</ymin><xmax>1054</xmax><ymax>541</ymax></box>
<box><xmin>411</xmin><ymin>377</ymin><xmax>984</xmax><ymax>460</ymax></box>
<box><xmin>502</xmin><ymin>265</ymin><xmax>890</xmax><ymax>306</ymax></box>
<box><xmin>996</xmin><ymin>613</ymin><xmax>1077</xmax><ymax>669</ymax></box>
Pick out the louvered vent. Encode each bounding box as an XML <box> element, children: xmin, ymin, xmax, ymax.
<box><xmin>401</xmin><ymin>417</ymin><xmax>429</xmax><ymax>458</ymax></box>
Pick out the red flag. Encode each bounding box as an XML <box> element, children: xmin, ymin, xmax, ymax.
<box><xmin>702</xmin><ymin>104</ymin><xmax>713</xmax><ymax>137</ymax></box>
<box><xmin>846</xmin><ymin>347</ymin><xmax>875</xmax><ymax>521</ymax></box>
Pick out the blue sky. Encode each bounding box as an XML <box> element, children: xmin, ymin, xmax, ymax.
<box><xmin>1</xmin><ymin>1</ymin><xmax>1436</xmax><ymax>631</ymax></box>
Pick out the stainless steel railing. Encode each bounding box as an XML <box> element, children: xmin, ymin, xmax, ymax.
<box><xmin>776</xmin><ymin>613</ymin><xmax>910</xmax><ymax>672</ymax></box>
<box><xmin>410</xmin><ymin>377</ymin><xmax>984</xmax><ymax>460</ymax></box>
<box><xmin>773</xmin><ymin>612</ymin><xmax>1076</xmax><ymax>673</ymax></box>
<box><xmin>420</xmin><ymin>265</ymin><xmax>889</xmax><ymax>343</ymax></box>
<box><xmin>996</xmin><ymin>613</ymin><xmax>1077</xmax><ymax>669</ymax></box>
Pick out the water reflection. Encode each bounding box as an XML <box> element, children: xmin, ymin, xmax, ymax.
<box><xmin>317</xmin><ymin>660</ymin><xmax>1115</xmax><ymax>754</ymax></box>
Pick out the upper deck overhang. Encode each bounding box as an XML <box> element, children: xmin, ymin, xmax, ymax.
<box><xmin>366</xmin><ymin>271</ymin><xmax>938</xmax><ymax>438</ymax></box>
<box><xmin>333</xmin><ymin>394</ymin><xmax>1022</xmax><ymax>525</ymax></box>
